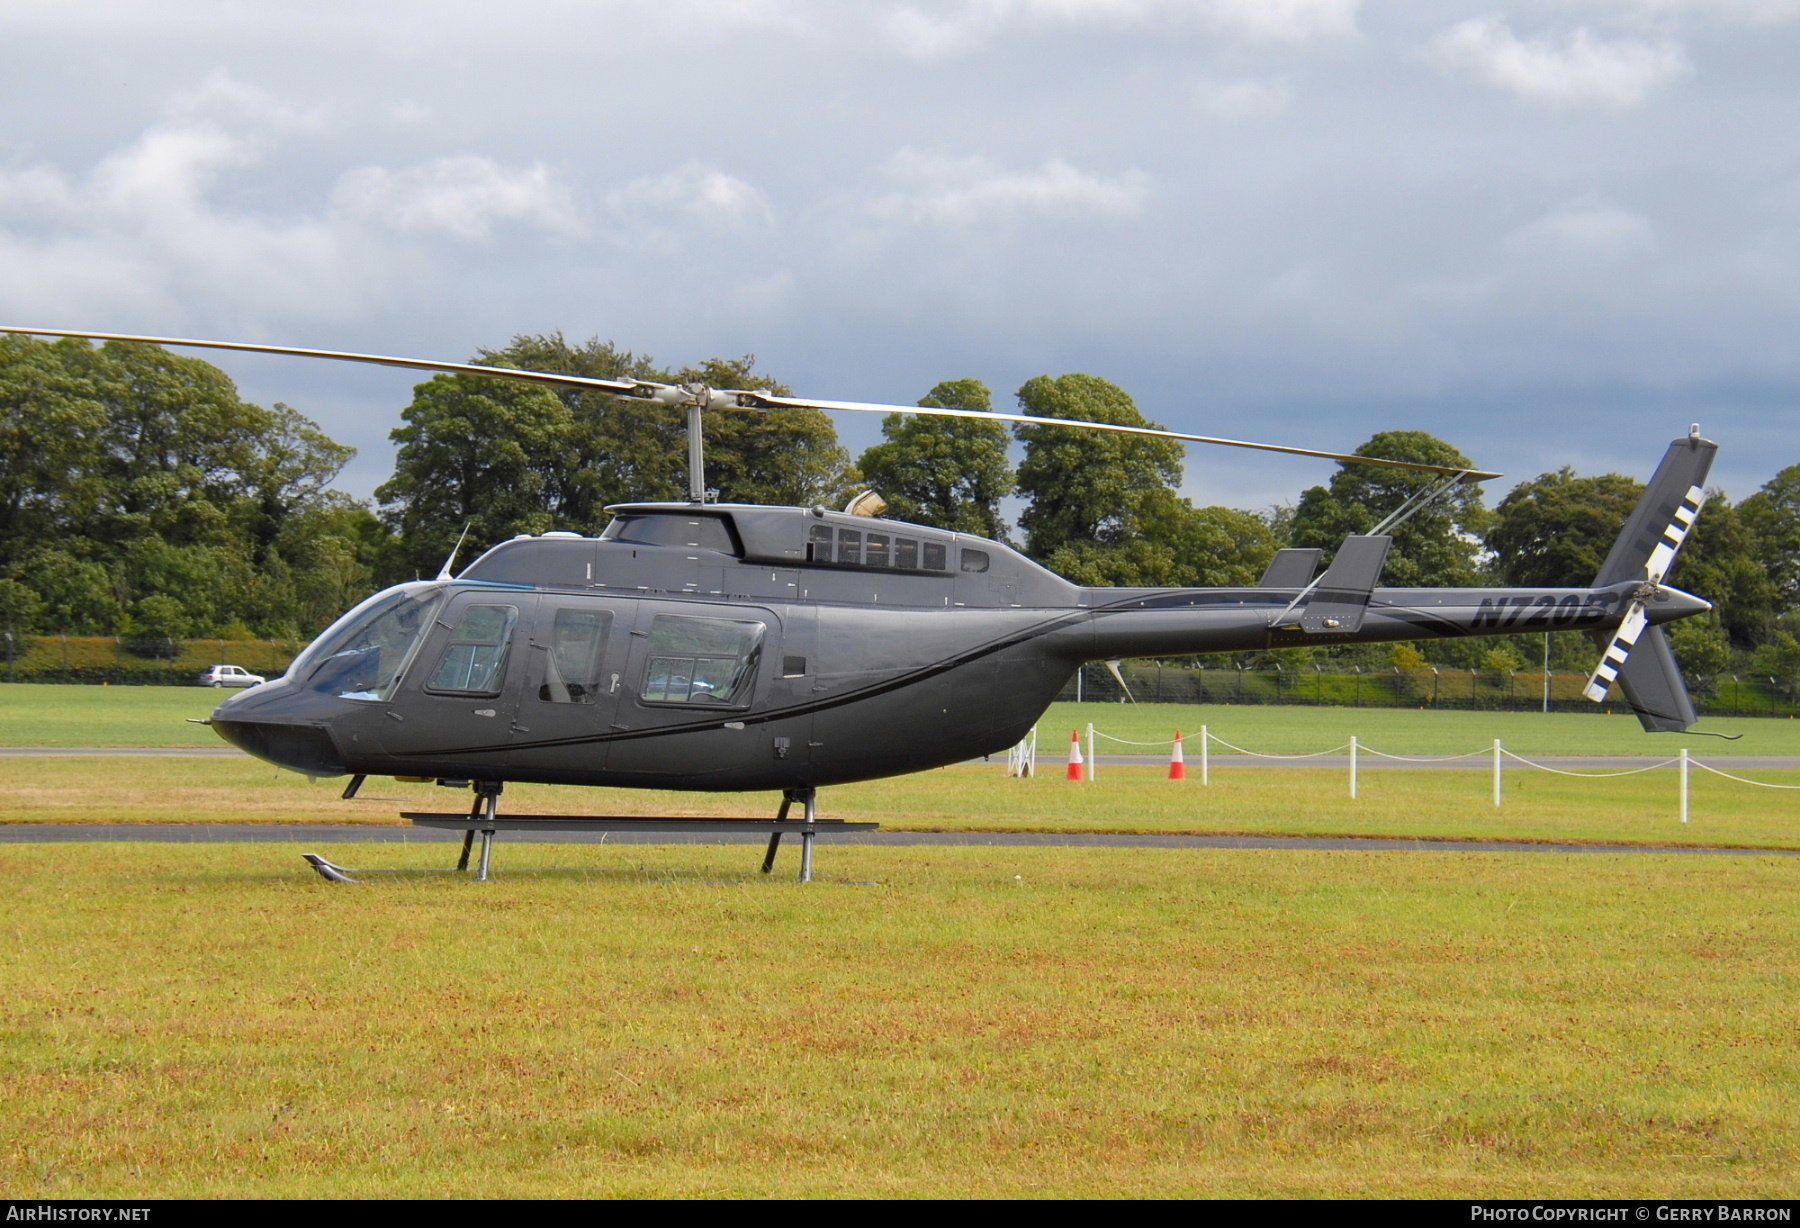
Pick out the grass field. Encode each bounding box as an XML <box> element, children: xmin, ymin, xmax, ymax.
<box><xmin>9</xmin><ymin>757</ymin><xmax>1799</xmax><ymax>849</ymax></box>
<box><xmin>0</xmin><ymin>842</ymin><xmax>1794</xmax><ymax>1197</ymax></box>
<box><xmin>4</xmin><ymin>685</ymin><xmax>1797</xmax><ymax>755</ymax></box>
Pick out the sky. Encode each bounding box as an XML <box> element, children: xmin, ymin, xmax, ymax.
<box><xmin>0</xmin><ymin>0</ymin><xmax>1795</xmax><ymax>515</ymax></box>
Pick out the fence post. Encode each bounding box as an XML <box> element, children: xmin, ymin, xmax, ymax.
<box><xmin>1200</xmin><ymin>724</ymin><xmax>1209</xmax><ymax>785</ymax></box>
<box><xmin>1349</xmin><ymin>735</ymin><xmax>1358</xmax><ymax>799</ymax></box>
<box><xmin>1086</xmin><ymin>722</ymin><xmax>1096</xmax><ymax>781</ymax></box>
<box><xmin>1680</xmin><ymin>747</ymin><xmax>1689</xmax><ymax>823</ymax></box>
<box><xmin>1493</xmin><ymin>739</ymin><xmax>1502</xmax><ymax>808</ymax></box>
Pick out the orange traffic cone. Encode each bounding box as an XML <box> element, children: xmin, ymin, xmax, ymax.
<box><xmin>1169</xmin><ymin>730</ymin><xmax>1186</xmax><ymax>780</ymax></box>
<box><xmin>1067</xmin><ymin>729</ymin><xmax>1085</xmax><ymax>781</ymax></box>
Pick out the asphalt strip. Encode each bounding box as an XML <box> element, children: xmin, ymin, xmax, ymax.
<box><xmin>1</xmin><ymin>824</ymin><xmax>1794</xmax><ymax>857</ymax></box>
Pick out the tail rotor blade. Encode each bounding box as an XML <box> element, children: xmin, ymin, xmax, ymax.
<box><xmin>1584</xmin><ymin>600</ymin><xmax>1651</xmax><ymax>703</ymax></box>
<box><xmin>1644</xmin><ymin>486</ymin><xmax>1706</xmax><ymax>586</ymax></box>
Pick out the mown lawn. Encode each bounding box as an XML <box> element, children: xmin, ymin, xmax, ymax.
<box><xmin>8</xmin><ymin>757</ymin><xmax>1798</xmax><ymax>849</ymax></box>
<box><xmin>0</xmin><ymin>842</ymin><xmax>1793</xmax><ymax>1198</ymax></box>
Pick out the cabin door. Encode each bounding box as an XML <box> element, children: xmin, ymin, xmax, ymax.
<box><xmin>507</xmin><ymin>594</ymin><xmax>637</xmax><ymax>776</ymax></box>
<box><xmin>380</xmin><ymin>591</ymin><xmax>532</xmax><ymax>770</ymax></box>
<box><xmin>608</xmin><ymin>600</ymin><xmax>783</xmax><ymax>785</ymax></box>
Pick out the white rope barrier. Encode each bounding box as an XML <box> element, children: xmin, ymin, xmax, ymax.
<box><xmin>1042</xmin><ymin>723</ymin><xmax>1800</xmax><ymax>827</ymax></box>
<box><xmin>1092</xmin><ymin>730</ymin><xmax>1177</xmax><ymax>746</ymax></box>
<box><xmin>1201</xmin><ymin>732</ymin><xmax>1354</xmax><ymax>759</ymax></box>
<box><xmin>1691</xmin><ymin>761</ymin><xmax>1800</xmax><ymax>789</ymax></box>
<box><xmin>1499</xmin><ymin>749</ymin><xmax>1680</xmax><ymax>777</ymax></box>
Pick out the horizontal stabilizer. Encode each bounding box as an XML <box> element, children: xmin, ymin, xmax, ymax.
<box><xmin>1613</xmin><ymin>624</ymin><xmax>1699</xmax><ymax>733</ymax></box>
<box><xmin>1259</xmin><ymin>548</ymin><xmax>1322</xmax><ymax>588</ymax></box>
<box><xmin>1300</xmin><ymin>536</ymin><xmax>1391</xmax><ymax>634</ymax></box>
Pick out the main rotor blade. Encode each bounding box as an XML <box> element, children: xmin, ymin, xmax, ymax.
<box><xmin>0</xmin><ymin>327</ymin><xmax>646</xmax><ymax>394</ymax></box>
<box><xmin>731</xmin><ymin>394</ymin><xmax>1501</xmax><ymax>480</ymax></box>
<box><xmin>0</xmin><ymin>326</ymin><xmax>1502</xmax><ymax>480</ymax></box>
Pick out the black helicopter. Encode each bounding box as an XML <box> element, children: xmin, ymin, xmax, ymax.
<box><xmin>0</xmin><ymin>328</ymin><xmax>1721</xmax><ymax>878</ymax></box>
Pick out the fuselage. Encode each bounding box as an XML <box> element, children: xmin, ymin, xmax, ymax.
<box><xmin>210</xmin><ymin>503</ymin><xmax>1708</xmax><ymax>791</ymax></box>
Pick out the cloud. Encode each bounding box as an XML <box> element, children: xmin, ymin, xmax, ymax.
<box><xmin>1608</xmin><ymin>0</ymin><xmax>1800</xmax><ymax>23</ymax></box>
<box><xmin>880</xmin><ymin>0</ymin><xmax>1358</xmax><ymax>59</ymax></box>
<box><xmin>870</xmin><ymin>150</ymin><xmax>1149</xmax><ymax>225</ymax></box>
<box><xmin>1428</xmin><ymin>17</ymin><xmax>1690</xmax><ymax>109</ymax></box>
<box><xmin>605</xmin><ymin>163</ymin><xmax>774</xmax><ymax>230</ymax></box>
<box><xmin>166</xmin><ymin>69</ymin><xmax>327</xmax><ymax>133</ymax></box>
<box><xmin>1193</xmin><ymin>78</ymin><xmax>1292</xmax><ymax>120</ymax></box>
<box><xmin>0</xmin><ymin>78</ymin><xmax>586</xmax><ymax>327</ymax></box>
<box><xmin>1506</xmin><ymin>198</ymin><xmax>1656</xmax><ymax>257</ymax></box>
<box><xmin>333</xmin><ymin>156</ymin><xmax>582</xmax><ymax>240</ymax></box>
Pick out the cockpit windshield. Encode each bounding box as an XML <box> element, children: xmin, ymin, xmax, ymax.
<box><xmin>289</xmin><ymin>584</ymin><xmax>444</xmax><ymax>702</ymax></box>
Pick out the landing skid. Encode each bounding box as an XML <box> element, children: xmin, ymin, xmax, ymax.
<box><xmin>303</xmin><ymin>784</ymin><xmax>876</xmax><ymax>884</ymax></box>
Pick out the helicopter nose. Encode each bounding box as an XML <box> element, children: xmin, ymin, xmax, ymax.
<box><xmin>211</xmin><ymin>718</ymin><xmax>348</xmax><ymax>776</ymax></box>
<box><xmin>1646</xmin><ymin>585</ymin><xmax>1712</xmax><ymax>623</ymax></box>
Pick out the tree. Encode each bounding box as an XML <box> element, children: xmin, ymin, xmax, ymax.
<box><xmin>1487</xmin><ymin>468</ymin><xmax>1645</xmax><ymax>587</ymax></box>
<box><xmin>855</xmin><ymin>379</ymin><xmax>1013</xmax><ymax>538</ymax></box>
<box><xmin>1672</xmin><ymin>496</ymin><xmax>1777</xmax><ymax>648</ymax></box>
<box><xmin>1288</xmin><ymin>431</ymin><xmax>1489</xmax><ymax>588</ymax></box>
<box><xmin>381</xmin><ymin>337</ymin><xmax>858</xmax><ymax>573</ymax></box>
<box><xmin>1739</xmin><ymin>464</ymin><xmax>1800</xmax><ymax>608</ymax></box>
<box><xmin>376</xmin><ymin>372</ymin><xmax>571</xmax><ymax>579</ymax></box>
<box><xmin>0</xmin><ymin>336</ymin><xmax>372</xmax><ymax>636</ymax></box>
<box><xmin>1013</xmin><ymin>374</ymin><xmax>1183</xmax><ymax>560</ymax></box>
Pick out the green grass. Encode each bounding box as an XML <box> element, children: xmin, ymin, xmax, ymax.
<box><xmin>0</xmin><ymin>842</ymin><xmax>1794</xmax><ymax>1197</ymax></box>
<box><xmin>11</xmin><ymin>757</ymin><xmax>1800</xmax><ymax>849</ymax></box>
<box><xmin>1042</xmin><ymin>701</ymin><xmax>1800</xmax><ymax>756</ymax></box>
<box><xmin>1</xmin><ymin>684</ymin><xmax>225</xmax><ymax>746</ymax></box>
<box><xmin>5</xmin><ymin>685</ymin><xmax>1797</xmax><ymax>754</ymax></box>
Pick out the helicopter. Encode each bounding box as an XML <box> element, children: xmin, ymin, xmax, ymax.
<box><xmin>0</xmin><ymin>328</ymin><xmax>1722</xmax><ymax>880</ymax></box>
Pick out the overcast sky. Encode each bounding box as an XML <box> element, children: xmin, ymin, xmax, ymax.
<box><xmin>1</xmin><ymin>0</ymin><xmax>1795</xmax><ymax>514</ymax></box>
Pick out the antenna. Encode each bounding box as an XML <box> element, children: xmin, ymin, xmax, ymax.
<box><xmin>435</xmin><ymin>523</ymin><xmax>472</xmax><ymax>581</ymax></box>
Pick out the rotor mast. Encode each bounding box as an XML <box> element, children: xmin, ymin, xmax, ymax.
<box><xmin>685</xmin><ymin>393</ymin><xmax>706</xmax><ymax>504</ymax></box>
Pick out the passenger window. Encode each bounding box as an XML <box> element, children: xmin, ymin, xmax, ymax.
<box><xmin>837</xmin><ymin>529</ymin><xmax>862</xmax><ymax>565</ymax></box>
<box><xmin>539</xmin><ymin>608</ymin><xmax>613</xmax><ymax>704</ymax></box>
<box><xmin>639</xmin><ymin>615</ymin><xmax>765</xmax><ymax>706</ymax></box>
<box><xmin>922</xmin><ymin>542</ymin><xmax>947</xmax><ymax>571</ymax></box>
<box><xmin>895</xmin><ymin>538</ymin><xmax>918</xmax><ymax>568</ymax></box>
<box><xmin>865</xmin><ymin>534</ymin><xmax>890</xmax><ymax>568</ymax></box>
<box><xmin>960</xmin><ymin>549</ymin><xmax>990</xmax><ymax>573</ymax></box>
<box><xmin>427</xmin><ymin>605</ymin><xmax>518</xmax><ymax>695</ymax></box>
<box><xmin>806</xmin><ymin>523</ymin><xmax>834</xmax><ymax>563</ymax></box>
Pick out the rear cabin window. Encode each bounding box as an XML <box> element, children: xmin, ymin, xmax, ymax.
<box><xmin>427</xmin><ymin>604</ymin><xmax>518</xmax><ymax>695</ymax></box>
<box><xmin>539</xmin><ymin>608</ymin><xmax>612</xmax><ymax>704</ymax></box>
<box><xmin>639</xmin><ymin>615</ymin><xmax>765</xmax><ymax>707</ymax></box>
<box><xmin>836</xmin><ymin>528</ymin><xmax>861</xmax><ymax>565</ymax></box>
<box><xmin>803</xmin><ymin>524</ymin><xmax>950</xmax><ymax>571</ymax></box>
<box><xmin>601</xmin><ymin>514</ymin><xmax>739</xmax><ymax>554</ymax></box>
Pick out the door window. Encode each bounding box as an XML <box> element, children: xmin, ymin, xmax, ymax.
<box><xmin>539</xmin><ymin>608</ymin><xmax>613</xmax><ymax>704</ymax></box>
<box><xmin>639</xmin><ymin>615</ymin><xmax>765</xmax><ymax>707</ymax></box>
<box><xmin>426</xmin><ymin>604</ymin><xmax>519</xmax><ymax>695</ymax></box>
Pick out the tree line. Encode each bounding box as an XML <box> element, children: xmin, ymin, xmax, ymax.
<box><xmin>4</xmin><ymin>331</ymin><xmax>1798</xmax><ymax>683</ymax></box>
